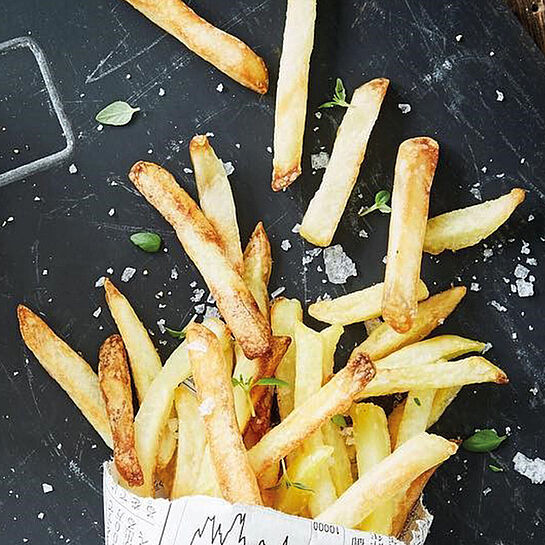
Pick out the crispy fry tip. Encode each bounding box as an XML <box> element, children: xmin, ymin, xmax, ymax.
<box><xmin>272</xmin><ymin>166</ymin><xmax>302</xmax><ymax>192</ymax></box>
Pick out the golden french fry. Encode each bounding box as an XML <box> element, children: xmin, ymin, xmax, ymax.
<box><xmin>248</xmin><ymin>353</ymin><xmax>375</xmax><ymax>476</ymax></box>
<box><xmin>376</xmin><ymin>335</ymin><xmax>485</xmax><ymax>369</ymax></box>
<box><xmin>103</xmin><ymin>279</ymin><xmax>162</xmax><ymax>401</ymax></box>
<box><xmin>309</xmin><ymin>281</ymin><xmax>429</xmax><ymax>326</ymax></box>
<box><xmin>424</xmin><ymin>188</ymin><xmax>526</xmax><ymax>255</ymax></box>
<box><xmin>123</xmin><ymin>0</ymin><xmax>268</xmax><ymax>93</ymax></box>
<box><xmin>188</xmin><ymin>323</ymin><xmax>263</xmax><ymax>505</ymax></box>
<box><xmin>104</xmin><ymin>278</ymin><xmax>176</xmax><ymax>468</ymax></box>
<box><xmin>17</xmin><ymin>305</ymin><xmax>113</xmax><ymax>448</ymax></box>
<box><xmin>171</xmin><ymin>386</ymin><xmax>206</xmax><ymax>499</ymax></box>
<box><xmin>194</xmin><ymin>444</ymin><xmax>222</xmax><ymax>498</ymax></box>
<box><xmin>190</xmin><ymin>135</ymin><xmax>244</xmax><ymax>274</ymax></box>
<box><xmin>129</xmin><ymin>161</ymin><xmax>272</xmax><ymax>360</ymax></box>
<box><xmin>272</xmin><ymin>0</ymin><xmax>317</xmax><ymax>190</ymax></box>
<box><xmin>320</xmin><ymin>324</ymin><xmax>344</xmax><ymax>381</ymax></box>
<box><xmin>272</xmin><ymin>298</ymin><xmax>303</xmax><ymax>420</ymax></box>
<box><xmin>351</xmin><ymin>403</ymin><xmax>394</xmax><ymax>535</ymax></box>
<box><xmin>316</xmin><ymin>433</ymin><xmax>457</xmax><ymax>528</ymax></box>
<box><xmin>233</xmin><ymin>336</ymin><xmax>291</xmax><ymax>433</ymax></box>
<box><xmin>390</xmin><ymin>466</ymin><xmax>437</xmax><ymax>537</ymax></box>
<box><xmin>388</xmin><ymin>401</ymin><xmax>405</xmax><ymax>447</ymax></box>
<box><xmin>244</xmin><ymin>388</ymin><xmax>274</xmax><ymax>449</ymax></box>
<box><xmin>321</xmin><ymin>421</ymin><xmax>353</xmax><ymax>496</ymax></box>
<box><xmin>300</xmin><ymin>78</ymin><xmax>389</xmax><ymax>245</ymax></box>
<box><xmin>274</xmin><ymin>445</ymin><xmax>334</xmax><ymax>515</ymax></box>
<box><xmin>243</xmin><ymin>222</ymin><xmax>272</xmax><ymax>320</ymax></box>
<box><xmin>98</xmin><ymin>335</ymin><xmax>143</xmax><ymax>488</ymax></box>
<box><xmin>357</xmin><ymin>356</ymin><xmax>508</xmax><ymax>400</ymax></box>
<box><xmin>293</xmin><ymin>320</ymin><xmax>337</xmax><ymax>516</ymax></box>
<box><xmin>352</xmin><ymin>286</ymin><xmax>467</xmax><ymax>362</ymax></box>
<box><xmin>428</xmin><ymin>386</ymin><xmax>462</xmax><ymax>428</ymax></box>
<box><xmin>383</xmin><ymin>137</ymin><xmax>439</xmax><ymax>333</ymax></box>
<box><xmin>394</xmin><ymin>390</ymin><xmax>435</xmax><ymax>448</ymax></box>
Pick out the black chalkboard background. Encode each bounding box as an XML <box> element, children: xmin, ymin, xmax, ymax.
<box><xmin>1</xmin><ymin>1</ymin><xmax>544</xmax><ymax>544</ymax></box>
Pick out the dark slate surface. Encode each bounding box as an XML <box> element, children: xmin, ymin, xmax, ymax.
<box><xmin>1</xmin><ymin>1</ymin><xmax>544</xmax><ymax>543</ymax></box>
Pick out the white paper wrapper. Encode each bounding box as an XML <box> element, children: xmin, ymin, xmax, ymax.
<box><xmin>103</xmin><ymin>463</ymin><xmax>432</xmax><ymax>545</ymax></box>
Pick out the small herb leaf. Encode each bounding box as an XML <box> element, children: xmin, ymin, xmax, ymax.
<box><xmin>413</xmin><ymin>397</ymin><xmax>421</xmax><ymax>406</ymax></box>
<box><xmin>319</xmin><ymin>78</ymin><xmax>351</xmax><ymax>109</ymax></box>
<box><xmin>462</xmin><ymin>429</ymin><xmax>507</xmax><ymax>453</ymax></box>
<box><xmin>359</xmin><ymin>190</ymin><xmax>392</xmax><ymax>217</ymax></box>
<box><xmin>130</xmin><ymin>232</ymin><xmax>161</xmax><ymax>253</ymax></box>
<box><xmin>489</xmin><ymin>464</ymin><xmax>504</xmax><ymax>472</ymax></box>
<box><xmin>255</xmin><ymin>377</ymin><xmax>289</xmax><ymax>388</ymax></box>
<box><xmin>331</xmin><ymin>414</ymin><xmax>348</xmax><ymax>427</ymax></box>
<box><xmin>165</xmin><ymin>327</ymin><xmax>186</xmax><ymax>340</ymax></box>
<box><xmin>335</xmin><ymin>78</ymin><xmax>346</xmax><ymax>102</ymax></box>
<box><xmin>96</xmin><ymin>101</ymin><xmax>140</xmax><ymax>126</ymax></box>
<box><xmin>292</xmin><ymin>482</ymin><xmax>314</xmax><ymax>493</ymax></box>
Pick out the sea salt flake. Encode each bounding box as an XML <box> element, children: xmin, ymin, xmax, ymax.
<box><xmin>198</xmin><ymin>397</ymin><xmax>215</xmax><ymax>416</ymax></box>
<box><xmin>271</xmin><ymin>286</ymin><xmax>286</xmax><ymax>299</ymax></box>
<box><xmin>157</xmin><ymin>319</ymin><xmax>166</xmax><ymax>334</ymax></box>
<box><xmin>398</xmin><ymin>103</ymin><xmax>411</xmax><ymax>114</ymax></box>
<box><xmin>358</xmin><ymin>228</ymin><xmax>369</xmax><ymax>238</ymax></box>
<box><xmin>37</xmin><ymin>512</ymin><xmax>44</xmax><ymax>520</ymax></box>
<box><xmin>530</xmin><ymin>386</ymin><xmax>538</xmax><ymax>395</ymax></box>
<box><xmin>521</xmin><ymin>240</ymin><xmax>530</xmax><ymax>255</ymax></box>
<box><xmin>470</xmin><ymin>282</ymin><xmax>481</xmax><ymax>292</ymax></box>
<box><xmin>121</xmin><ymin>267</ymin><xmax>136</xmax><ymax>283</ymax></box>
<box><xmin>68</xmin><ymin>164</ymin><xmax>78</xmax><ymax>174</ymax></box>
<box><xmin>455</xmin><ymin>34</ymin><xmax>463</xmax><ymax>42</ymax></box>
<box><xmin>204</xmin><ymin>306</ymin><xmax>221</xmax><ymax>320</ymax></box>
<box><xmin>42</xmin><ymin>483</ymin><xmax>54</xmax><ymax>494</ymax></box>
<box><xmin>281</xmin><ymin>239</ymin><xmax>291</xmax><ymax>251</ymax></box>
<box><xmin>315</xmin><ymin>111</ymin><xmax>322</xmax><ymax>119</ymax></box>
<box><xmin>221</xmin><ymin>160</ymin><xmax>235</xmax><ymax>176</ymax></box>
<box><xmin>323</xmin><ymin>245</ymin><xmax>357</xmax><ymax>284</ymax></box>
<box><xmin>513</xmin><ymin>452</ymin><xmax>545</xmax><ymax>484</ymax></box>
<box><xmin>311</xmin><ymin>151</ymin><xmax>329</xmax><ymax>170</ymax></box>
<box><xmin>292</xmin><ymin>223</ymin><xmax>301</xmax><ymax>234</ymax></box>
<box><xmin>514</xmin><ymin>264</ymin><xmax>530</xmax><ymax>279</ymax></box>
<box><xmin>483</xmin><ymin>487</ymin><xmax>492</xmax><ymax>496</ymax></box>
<box><xmin>183</xmin><ymin>167</ymin><xmax>193</xmax><ymax>174</ymax></box>
<box><xmin>216</xmin><ymin>83</ymin><xmax>224</xmax><ymax>92</ymax></box>
<box><xmin>516</xmin><ymin>279</ymin><xmax>534</xmax><ymax>298</ymax></box>
<box><xmin>92</xmin><ymin>307</ymin><xmax>102</xmax><ymax>318</ymax></box>
<box><xmin>495</xmin><ymin>90</ymin><xmax>504</xmax><ymax>102</ymax></box>
<box><xmin>158</xmin><ymin>87</ymin><xmax>165</xmax><ymax>96</ymax></box>
<box><xmin>95</xmin><ymin>276</ymin><xmax>105</xmax><ymax>288</ymax></box>
<box><xmin>191</xmin><ymin>288</ymin><xmax>205</xmax><ymax>303</ymax></box>
<box><xmin>490</xmin><ymin>300</ymin><xmax>507</xmax><ymax>312</ymax></box>
<box><xmin>108</xmin><ymin>208</ymin><xmax>115</xmax><ymax>216</ymax></box>
<box><xmin>194</xmin><ymin>303</ymin><xmax>205</xmax><ymax>314</ymax></box>
<box><xmin>526</xmin><ymin>257</ymin><xmax>537</xmax><ymax>266</ymax></box>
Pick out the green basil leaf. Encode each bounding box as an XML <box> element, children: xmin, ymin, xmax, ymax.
<box><xmin>331</xmin><ymin>414</ymin><xmax>348</xmax><ymax>427</ymax></box>
<box><xmin>462</xmin><ymin>429</ymin><xmax>507</xmax><ymax>453</ymax></box>
<box><xmin>255</xmin><ymin>377</ymin><xmax>289</xmax><ymax>388</ymax></box>
<box><xmin>489</xmin><ymin>464</ymin><xmax>504</xmax><ymax>472</ymax></box>
<box><xmin>375</xmin><ymin>189</ymin><xmax>391</xmax><ymax>207</ymax></box>
<box><xmin>96</xmin><ymin>101</ymin><xmax>140</xmax><ymax>126</ymax></box>
<box><xmin>165</xmin><ymin>326</ymin><xmax>186</xmax><ymax>340</ymax></box>
<box><xmin>319</xmin><ymin>101</ymin><xmax>337</xmax><ymax>109</ymax></box>
<box><xmin>130</xmin><ymin>232</ymin><xmax>161</xmax><ymax>253</ymax></box>
<box><xmin>335</xmin><ymin>78</ymin><xmax>346</xmax><ymax>102</ymax></box>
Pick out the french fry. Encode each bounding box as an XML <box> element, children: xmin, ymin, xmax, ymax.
<box><xmin>98</xmin><ymin>335</ymin><xmax>143</xmax><ymax>488</ymax></box>
<box><xmin>248</xmin><ymin>352</ymin><xmax>375</xmax><ymax>476</ymax></box>
<box><xmin>356</xmin><ymin>356</ymin><xmax>508</xmax><ymax>400</ymax></box>
<box><xmin>194</xmin><ymin>445</ymin><xmax>222</xmax><ymax>498</ymax></box>
<box><xmin>103</xmin><ymin>279</ymin><xmax>162</xmax><ymax>401</ymax></box>
<box><xmin>424</xmin><ymin>188</ymin><xmax>526</xmax><ymax>255</ymax></box>
<box><xmin>133</xmin><ymin>341</ymin><xmax>191</xmax><ymax>497</ymax></box>
<box><xmin>321</xmin><ymin>421</ymin><xmax>353</xmax><ymax>496</ymax></box>
<box><xmin>272</xmin><ymin>0</ymin><xmax>317</xmax><ymax>190</ymax></box>
<box><xmin>376</xmin><ymin>335</ymin><xmax>485</xmax><ymax>369</ymax></box>
<box><xmin>320</xmin><ymin>324</ymin><xmax>344</xmax><ymax>381</ymax></box>
<box><xmin>123</xmin><ymin>0</ymin><xmax>268</xmax><ymax>94</ymax></box>
<box><xmin>316</xmin><ymin>433</ymin><xmax>457</xmax><ymax>528</ymax></box>
<box><xmin>272</xmin><ymin>298</ymin><xmax>303</xmax><ymax>420</ymax></box>
<box><xmin>188</xmin><ymin>323</ymin><xmax>263</xmax><ymax>505</ymax></box>
<box><xmin>427</xmin><ymin>386</ymin><xmax>463</xmax><ymax>428</ymax></box>
<box><xmin>383</xmin><ymin>137</ymin><xmax>439</xmax><ymax>333</ymax></box>
<box><xmin>243</xmin><ymin>222</ymin><xmax>272</xmax><ymax>320</ymax></box>
<box><xmin>309</xmin><ymin>281</ymin><xmax>429</xmax><ymax>326</ymax></box>
<box><xmin>292</xmin><ymin>320</ymin><xmax>337</xmax><ymax>517</ymax></box>
<box><xmin>104</xmin><ymin>278</ymin><xmax>176</xmax><ymax>468</ymax></box>
<box><xmin>129</xmin><ymin>161</ymin><xmax>272</xmax><ymax>360</ymax></box>
<box><xmin>233</xmin><ymin>336</ymin><xmax>290</xmax><ymax>433</ymax></box>
<box><xmin>190</xmin><ymin>135</ymin><xmax>244</xmax><ymax>274</ymax></box>
<box><xmin>352</xmin><ymin>286</ymin><xmax>467</xmax><ymax>362</ymax></box>
<box><xmin>394</xmin><ymin>390</ymin><xmax>435</xmax><ymax>448</ymax></box>
<box><xmin>351</xmin><ymin>403</ymin><xmax>394</xmax><ymax>535</ymax></box>
<box><xmin>171</xmin><ymin>386</ymin><xmax>206</xmax><ymax>499</ymax></box>
<box><xmin>300</xmin><ymin>78</ymin><xmax>390</xmax><ymax>246</ymax></box>
<box><xmin>17</xmin><ymin>305</ymin><xmax>113</xmax><ymax>448</ymax></box>
<box><xmin>205</xmin><ymin>317</ymin><xmax>234</xmax><ymax>372</ymax></box>
<box><xmin>243</xmin><ymin>388</ymin><xmax>274</xmax><ymax>449</ymax></box>
<box><xmin>274</xmin><ymin>445</ymin><xmax>334</xmax><ymax>515</ymax></box>
<box><xmin>390</xmin><ymin>467</ymin><xmax>437</xmax><ymax>537</ymax></box>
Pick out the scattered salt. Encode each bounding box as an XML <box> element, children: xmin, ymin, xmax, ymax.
<box><xmin>42</xmin><ymin>483</ymin><xmax>53</xmax><ymax>494</ymax></box>
<box><xmin>92</xmin><ymin>307</ymin><xmax>102</xmax><ymax>318</ymax></box>
<box><xmin>358</xmin><ymin>228</ymin><xmax>369</xmax><ymax>238</ymax></box>
<box><xmin>221</xmin><ymin>160</ymin><xmax>235</xmax><ymax>176</ymax></box>
<box><xmin>496</xmin><ymin>90</ymin><xmax>504</xmax><ymax>102</ymax></box>
<box><xmin>483</xmin><ymin>487</ymin><xmax>492</xmax><ymax>496</ymax></box>
<box><xmin>514</xmin><ymin>264</ymin><xmax>530</xmax><ymax>279</ymax></box>
<box><xmin>311</xmin><ymin>151</ymin><xmax>330</xmax><ymax>170</ymax></box>
<box><xmin>455</xmin><ymin>34</ymin><xmax>463</xmax><ymax>42</ymax></box>
<box><xmin>191</xmin><ymin>288</ymin><xmax>205</xmax><ymax>303</ymax></box>
<box><xmin>216</xmin><ymin>83</ymin><xmax>224</xmax><ymax>93</ymax></box>
<box><xmin>513</xmin><ymin>452</ymin><xmax>545</xmax><ymax>484</ymax></box>
<box><xmin>68</xmin><ymin>164</ymin><xmax>78</xmax><ymax>174</ymax></box>
<box><xmin>323</xmin><ymin>245</ymin><xmax>357</xmax><ymax>285</ymax></box>
<box><xmin>470</xmin><ymin>282</ymin><xmax>481</xmax><ymax>292</ymax></box>
<box><xmin>108</xmin><ymin>208</ymin><xmax>115</xmax><ymax>217</ymax></box>
<box><xmin>516</xmin><ymin>279</ymin><xmax>534</xmax><ymax>298</ymax></box>
<box><xmin>158</xmin><ymin>87</ymin><xmax>165</xmax><ymax>96</ymax></box>
<box><xmin>292</xmin><ymin>223</ymin><xmax>301</xmax><ymax>234</ymax></box>
<box><xmin>521</xmin><ymin>240</ymin><xmax>530</xmax><ymax>255</ymax></box>
<box><xmin>157</xmin><ymin>319</ymin><xmax>166</xmax><ymax>334</ymax></box>
<box><xmin>398</xmin><ymin>103</ymin><xmax>412</xmax><ymax>114</ymax></box>
<box><xmin>183</xmin><ymin>167</ymin><xmax>193</xmax><ymax>174</ymax></box>
<box><xmin>281</xmin><ymin>239</ymin><xmax>291</xmax><ymax>251</ymax></box>
<box><xmin>490</xmin><ymin>300</ymin><xmax>507</xmax><ymax>312</ymax></box>
<box><xmin>470</xmin><ymin>186</ymin><xmax>482</xmax><ymax>200</ymax></box>
<box><xmin>94</xmin><ymin>276</ymin><xmax>105</xmax><ymax>288</ymax></box>
<box><xmin>121</xmin><ymin>267</ymin><xmax>136</xmax><ymax>283</ymax></box>
<box><xmin>271</xmin><ymin>286</ymin><xmax>286</xmax><ymax>299</ymax></box>
<box><xmin>198</xmin><ymin>397</ymin><xmax>215</xmax><ymax>416</ymax></box>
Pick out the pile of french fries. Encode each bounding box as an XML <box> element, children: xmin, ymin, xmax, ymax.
<box><xmin>18</xmin><ymin>127</ymin><xmax>522</xmax><ymax>537</ymax></box>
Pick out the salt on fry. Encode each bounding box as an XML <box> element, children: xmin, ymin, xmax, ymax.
<box><xmin>383</xmin><ymin>137</ymin><xmax>439</xmax><ymax>333</ymax></box>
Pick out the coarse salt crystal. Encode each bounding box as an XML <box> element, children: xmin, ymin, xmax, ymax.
<box><xmin>513</xmin><ymin>452</ymin><xmax>545</xmax><ymax>484</ymax></box>
<box><xmin>191</xmin><ymin>288</ymin><xmax>205</xmax><ymax>303</ymax></box>
<box><xmin>516</xmin><ymin>279</ymin><xmax>534</xmax><ymax>298</ymax></box>
<box><xmin>292</xmin><ymin>223</ymin><xmax>301</xmax><ymax>234</ymax></box>
<box><xmin>358</xmin><ymin>228</ymin><xmax>369</xmax><ymax>238</ymax></box>
<box><xmin>271</xmin><ymin>286</ymin><xmax>286</xmax><ymax>299</ymax></box>
<box><xmin>496</xmin><ymin>90</ymin><xmax>504</xmax><ymax>102</ymax></box>
<box><xmin>470</xmin><ymin>282</ymin><xmax>481</xmax><ymax>292</ymax></box>
<box><xmin>121</xmin><ymin>267</ymin><xmax>136</xmax><ymax>283</ymax></box>
<box><xmin>68</xmin><ymin>164</ymin><xmax>78</xmax><ymax>174</ymax></box>
<box><xmin>108</xmin><ymin>208</ymin><xmax>115</xmax><ymax>216</ymax></box>
<box><xmin>221</xmin><ymin>160</ymin><xmax>235</xmax><ymax>176</ymax></box>
<box><xmin>198</xmin><ymin>397</ymin><xmax>215</xmax><ymax>416</ymax></box>
<box><xmin>157</xmin><ymin>319</ymin><xmax>166</xmax><ymax>334</ymax></box>
<box><xmin>455</xmin><ymin>34</ymin><xmax>463</xmax><ymax>41</ymax></box>
<box><xmin>311</xmin><ymin>151</ymin><xmax>329</xmax><ymax>170</ymax></box>
<box><xmin>490</xmin><ymin>300</ymin><xmax>507</xmax><ymax>312</ymax></box>
<box><xmin>92</xmin><ymin>307</ymin><xmax>102</xmax><ymax>318</ymax></box>
<box><xmin>216</xmin><ymin>83</ymin><xmax>224</xmax><ymax>92</ymax></box>
<box><xmin>42</xmin><ymin>483</ymin><xmax>53</xmax><ymax>494</ymax></box>
<box><xmin>158</xmin><ymin>87</ymin><xmax>165</xmax><ymax>96</ymax></box>
<box><xmin>323</xmin><ymin>245</ymin><xmax>357</xmax><ymax>285</ymax></box>
<box><xmin>281</xmin><ymin>239</ymin><xmax>291</xmax><ymax>251</ymax></box>
<box><xmin>183</xmin><ymin>167</ymin><xmax>193</xmax><ymax>174</ymax></box>
<box><xmin>398</xmin><ymin>103</ymin><xmax>411</xmax><ymax>114</ymax></box>
<box><xmin>515</xmin><ymin>264</ymin><xmax>530</xmax><ymax>278</ymax></box>
<box><xmin>95</xmin><ymin>276</ymin><xmax>105</xmax><ymax>288</ymax></box>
